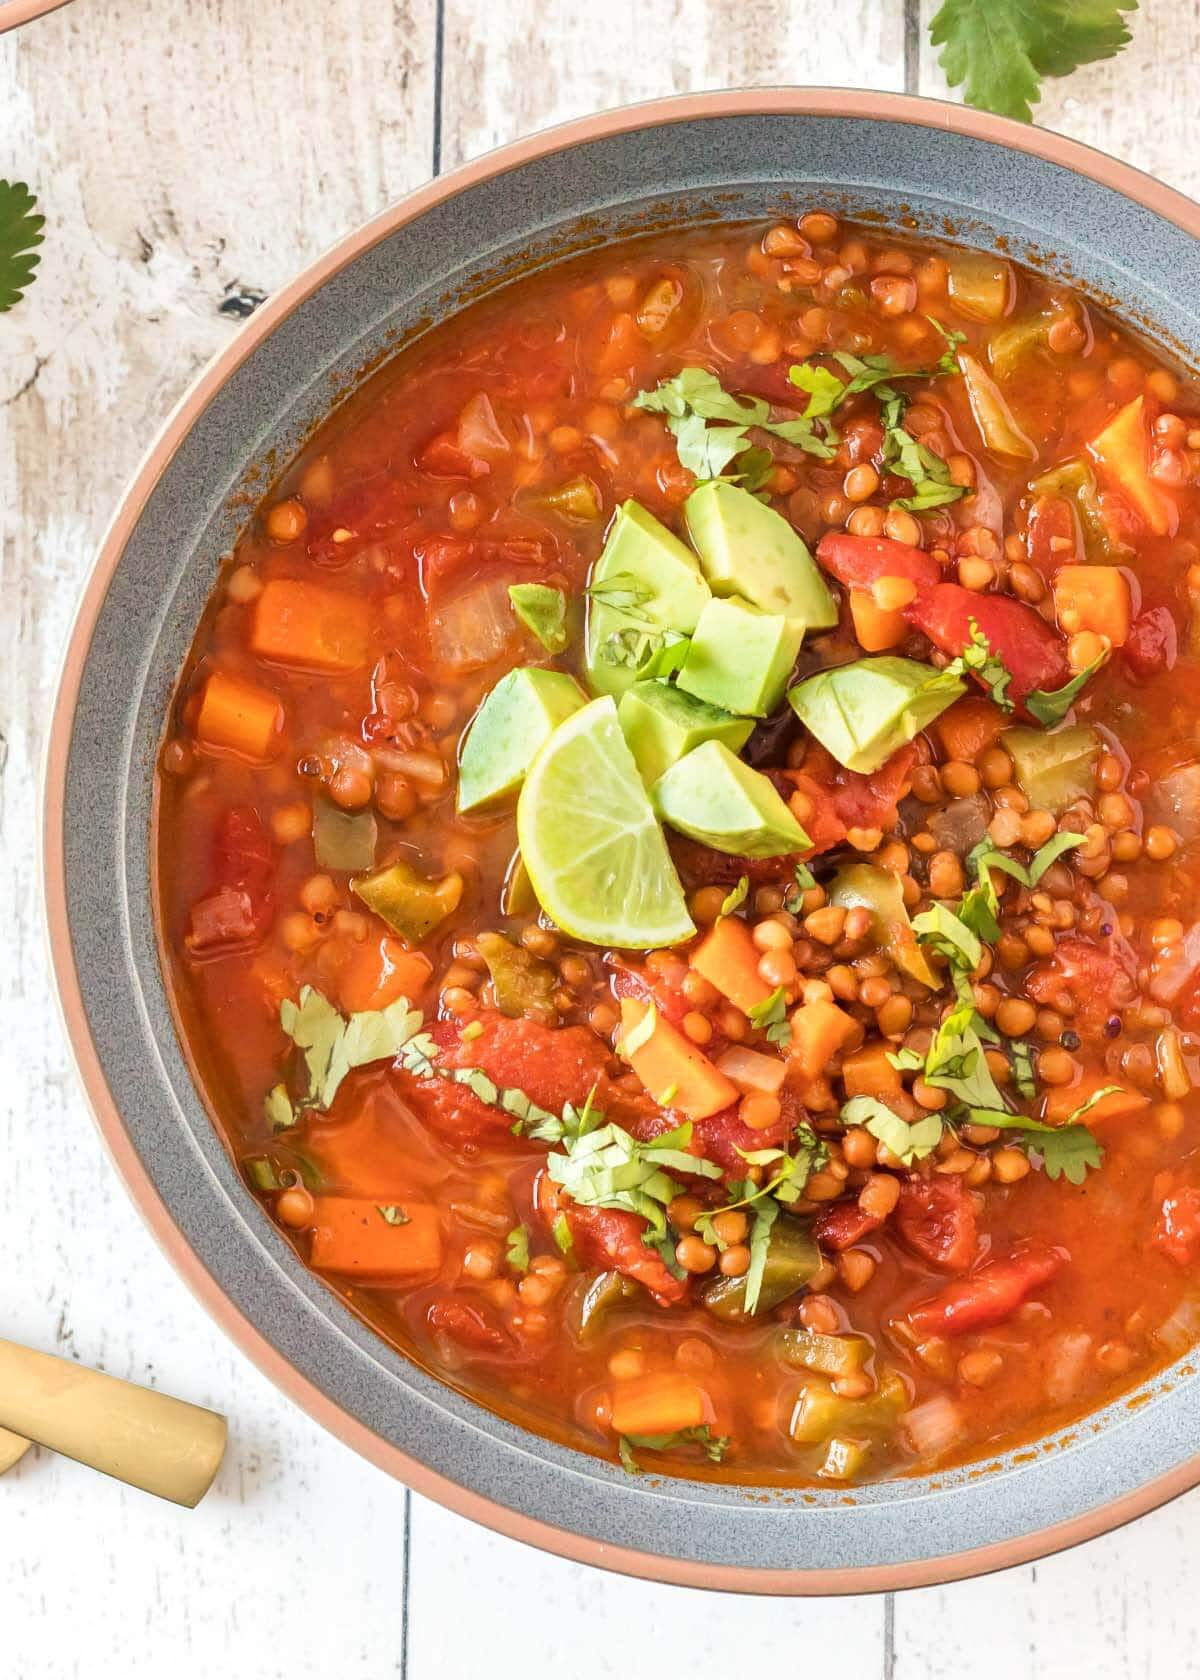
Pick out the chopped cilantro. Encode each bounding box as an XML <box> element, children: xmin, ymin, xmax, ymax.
<box><xmin>929</xmin><ymin>0</ymin><xmax>1137</xmax><ymax>125</ymax></box>
<box><xmin>617</xmin><ymin>1002</ymin><xmax>658</xmax><ymax>1060</ymax></box>
<box><xmin>551</xmin><ymin>1213</ymin><xmax>576</xmax><ymax>1261</ymax></box>
<box><xmin>743</xmin><ymin>1198</ymin><xmax>780</xmax><ymax>1316</ymax></box>
<box><xmin>1026</xmin><ymin>650</ymin><xmax>1109</xmax><ymax>726</ymax></box>
<box><xmin>940</xmin><ymin>621</ymin><xmax>1014</xmax><ymax>711</ymax></box>
<box><xmin>279</xmin><ymin>986</ymin><xmax>425</xmax><ymax>1110</ymax></box>
<box><xmin>1010</xmin><ymin>1040</ymin><xmax>1037</xmax><ymax>1100</ymax></box>
<box><xmin>618</xmin><ymin>1424</ymin><xmax>728</xmax><ymax>1473</ymax></box>
<box><xmin>841</xmin><ymin>1096</ymin><xmax>945</xmax><ymax>1165</ymax></box>
<box><xmin>747</xmin><ymin>985</ymin><xmax>791</xmax><ymax>1045</ymax></box>
<box><xmin>924</xmin><ymin>1005</ymin><xmax>1009</xmax><ymax>1111</ymax></box>
<box><xmin>263</xmin><ymin>1083</ymin><xmax>296</xmax><ymax>1133</ymax></box>
<box><xmin>545</xmin><ymin>1119</ymin><xmax>722</xmax><ymax>1241</ymax></box>
<box><xmin>912</xmin><ymin>900</ymin><xmax>983</xmax><ymax>973</ymax></box>
<box><xmin>783</xmin><ymin>861</ymin><xmax>817</xmax><ymax>914</ymax></box>
<box><xmin>718</xmin><ymin>875</ymin><xmax>750</xmax><ymax>921</ymax></box>
<box><xmin>505</xmin><ymin>1225</ymin><xmax>531</xmax><ymax>1271</ymax></box>
<box><xmin>0</xmin><ymin>180</ymin><xmax>44</xmax><ymax>313</ymax></box>
<box><xmin>377</xmin><ymin>1204</ymin><xmax>411</xmax><ymax>1226</ymax></box>
<box><xmin>460</xmin><ymin>1019</ymin><xmax>484</xmax><ymax>1043</ymax></box>
<box><xmin>633</xmin><ymin>366</ymin><xmax>835</xmax><ymax>486</ymax></box>
<box><xmin>507</xmin><ymin>583</ymin><xmax>568</xmax><ymax>653</ymax></box>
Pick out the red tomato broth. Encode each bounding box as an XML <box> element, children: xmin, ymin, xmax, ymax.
<box><xmin>155</xmin><ymin>216</ymin><xmax>1200</xmax><ymax>1487</ymax></box>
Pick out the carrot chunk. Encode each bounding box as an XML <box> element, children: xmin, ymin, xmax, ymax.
<box><xmin>841</xmin><ymin>1041</ymin><xmax>903</xmax><ymax>1101</ymax></box>
<box><xmin>932</xmin><ymin>695</ymin><xmax>1008</xmax><ymax>762</ymax></box>
<box><xmin>194</xmin><ymin>669</ymin><xmax>283</xmax><ymax>761</ymax></box>
<box><xmin>1052</xmin><ymin>565</ymin><xmax>1132</xmax><ymax>648</ymax></box>
<box><xmin>689</xmin><ymin>916</ymin><xmax>775</xmax><ymax>1016</ymax></box>
<box><xmin>337</xmin><ymin>936</ymin><xmax>432</xmax><ymax>1015</ymax></box>
<box><xmin>608</xmin><ymin>1371</ymin><xmax>711</xmax><ymax>1436</ymax></box>
<box><xmin>789</xmin><ymin>999</ymin><xmax>862</xmax><ymax>1081</ymax></box>
<box><xmin>618</xmin><ymin>998</ymin><xmax>738</xmax><ymax>1120</ymax></box>
<box><xmin>1089</xmin><ymin>396</ymin><xmax>1176</xmax><ymax>537</ymax></box>
<box><xmin>309</xmin><ymin>1198</ymin><xmax>442</xmax><ymax>1278</ymax></box>
<box><xmin>1041</xmin><ymin>1075</ymin><xmax>1148</xmax><ymax>1126</ymax></box>
<box><xmin>251</xmin><ymin>578</ymin><xmax>370</xmax><ymax>672</ymax></box>
<box><xmin>849</xmin><ymin>588</ymin><xmax>907</xmax><ymax>652</ymax></box>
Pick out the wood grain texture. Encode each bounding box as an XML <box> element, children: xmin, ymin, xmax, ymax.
<box><xmin>3</xmin><ymin>0</ymin><xmax>1200</xmax><ymax>1674</ymax></box>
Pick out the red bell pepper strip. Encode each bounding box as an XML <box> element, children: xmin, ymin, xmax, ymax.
<box><xmin>816</xmin><ymin>531</ymin><xmax>941</xmax><ymax>591</ymax></box>
<box><xmin>906</xmin><ymin>583</ymin><xmax>1070</xmax><ymax>711</ymax></box>
<box><xmin>902</xmin><ymin>1244</ymin><xmax>1066</xmax><ymax>1339</ymax></box>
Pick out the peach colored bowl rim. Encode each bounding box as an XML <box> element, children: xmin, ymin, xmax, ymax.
<box><xmin>43</xmin><ymin>87</ymin><xmax>1200</xmax><ymax>1593</ymax></box>
<box><xmin>0</xmin><ymin>0</ymin><xmax>71</xmax><ymax>32</ymax></box>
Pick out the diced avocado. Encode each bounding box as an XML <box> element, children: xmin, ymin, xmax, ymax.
<box><xmin>683</xmin><ymin>480</ymin><xmax>837</xmax><ymax>631</ymax></box>
<box><xmin>703</xmin><ymin>1217</ymin><xmax>820</xmax><ymax>1322</ymax></box>
<box><xmin>617</xmin><ymin>680</ymin><xmax>753</xmax><ymax>786</ymax></box>
<box><xmin>1003</xmin><ymin>725</ymin><xmax>1100</xmax><ymax>815</ymax></box>
<box><xmin>352</xmin><ymin>859</ymin><xmax>463</xmax><ymax>941</ymax></box>
<box><xmin>584</xmin><ymin>500</ymin><xmax>711</xmax><ymax>698</ymax></box>
<box><xmin>652</xmin><ymin>739</ymin><xmax>811</xmax><ymax>858</ymax></box>
<box><xmin>828</xmin><ymin>863</ymin><xmax>938</xmax><ymax>988</ymax></box>
<box><xmin>677</xmin><ymin>595</ymin><xmax>803</xmax><ymax>717</ymax></box>
<box><xmin>788</xmin><ymin>657</ymin><xmax>964</xmax><ymax>774</ymax></box>
<box><xmin>457</xmin><ymin>667</ymin><xmax>585</xmax><ymax>812</ymax></box>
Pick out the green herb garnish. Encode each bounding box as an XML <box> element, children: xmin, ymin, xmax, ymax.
<box><xmin>929</xmin><ymin>0</ymin><xmax>1137</xmax><ymax>125</ymax></box>
<box><xmin>377</xmin><ymin>1204</ymin><xmax>411</xmax><ymax>1226</ymax></box>
<box><xmin>505</xmin><ymin>1225</ymin><xmax>531</xmax><ymax>1271</ymax></box>
<box><xmin>617</xmin><ymin>1424</ymin><xmax>728</xmax><ymax>1474</ymax></box>
<box><xmin>841</xmin><ymin>1096</ymin><xmax>945</xmax><ymax>1165</ymax></box>
<box><xmin>633</xmin><ymin>366</ymin><xmax>836</xmax><ymax>484</ymax></box>
<box><xmin>1026</xmin><ymin>651</ymin><xmax>1109</xmax><ymax>727</ymax></box>
<box><xmin>0</xmin><ymin>181</ymin><xmax>44</xmax><ymax>313</ymax></box>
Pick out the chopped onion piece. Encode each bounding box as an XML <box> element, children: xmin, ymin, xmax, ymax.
<box><xmin>1155</xmin><ymin>1297</ymin><xmax>1200</xmax><ymax>1356</ymax></box>
<box><xmin>1149</xmin><ymin>922</ymin><xmax>1200</xmax><ymax>1004</ymax></box>
<box><xmin>901</xmin><ymin>1394</ymin><xmax>963</xmax><ymax>1460</ymax></box>
<box><xmin>715</xmin><ymin>1046</ymin><xmax>787</xmax><ymax>1095</ymax></box>
<box><xmin>457</xmin><ymin>392</ymin><xmax>510</xmax><ymax>463</ymax></box>
<box><xmin>1044</xmin><ymin>1331</ymin><xmax>1092</xmax><ymax>1408</ymax></box>
<box><xmin>427</xmin><ymin>575</ymin><xmax>520</xmax><ymax>672</ymax></box>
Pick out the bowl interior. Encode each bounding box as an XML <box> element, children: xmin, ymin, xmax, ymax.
<box><xmin>53</xmin><ymin>99</ymin><xmax>1200</xmax><ymax>1588</ymax></box>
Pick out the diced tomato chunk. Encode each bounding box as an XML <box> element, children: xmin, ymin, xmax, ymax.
<box><xmin>1124</xmin><ymin>606</ymin><xmax>1178</xmax><ymax>680</ymax></box>
<box><xmin>894</xmin><ymin>1175</ymin><xmax>977</xmax><ymax>1274</ymax></box>
<box><xmin>902</xmin><ymin>1245</ymin><xmax>1066</xmax><ymax>1339</ymax></box>
<box><xmin>1025</xmin><ymin>494</ymin><xmax>1078</xmax><ymax>574</ymax></box>
<box><xmin>416</xmin><ymin>431</ymin><xmax>491</xmax><ymax>480</ymax></box>
<box><xmin>816</xmin><ymin>531</ymin><xmax>940</xmax><ymax>591</ymax></box>
<box><xmin>536</xmin><ymin>1175</ymin><xmax>687</xmax><ymax>1306</ymax></box>
<box><xmin>786</xmin><ymin>741</ymin><xmax>916</xmax><ymax>857</ymax></box>
<box><xmin>815</xmin><ymin>1201</ymin><xmax>883</xmax><ymax>1252</ymax></box>
<box><xmin>907</xmin><ymin>582</ymin><xmax>1070</xmax><ymax>713</ymax></box>
<box><xmin>690</xmin><ymin>1086</ymin><xmax>799</xmax><ymax>1173</ymax></box>
<box><xmin>427</xmin><ymin>1299</ymin><xmax>509</xmax><ymax>1350</ymax></box>
<box><xmin>1153</xmin><ymin>1188</ymin><xmax>1200</xmax><ymax>1266</ymax></box>
<box><xmin>1025</xmin><ymin>937</ymin><xmax>1137</xmax><ymax>1031</ymax></box>
<box><xmin>189</xmin><ymin>806</ymin><xmax>275</xmax><ymax>952</ymax></box>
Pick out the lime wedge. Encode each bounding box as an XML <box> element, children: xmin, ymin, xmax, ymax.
<box><xmin>517</xmin><ymin>696</ymin><xmax>695</xmax><ymax>949</ymax></box>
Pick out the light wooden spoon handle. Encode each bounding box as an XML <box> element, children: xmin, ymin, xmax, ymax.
<box><xmin>0</xmin><ymin>1338</ymin><xmax>227</xmax><ymax>1506</ymax></box>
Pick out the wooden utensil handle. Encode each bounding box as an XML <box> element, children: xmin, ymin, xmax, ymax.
<box><xmin>0</xmin><ymin>1338</ymin><xmax>227</xmax><ymax>1506</ymax></box>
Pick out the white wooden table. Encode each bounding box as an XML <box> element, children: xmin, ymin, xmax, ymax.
<box><xmin>3</xmin><ymin>2</ymin><xmax>1200</xmax><ymax>1673</ymax></box>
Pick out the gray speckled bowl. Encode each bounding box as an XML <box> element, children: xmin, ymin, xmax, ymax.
<box><xmin>44</xmin><ymin>90</ymin><xmax>1200</xmax><ymax>1592</ymax></box>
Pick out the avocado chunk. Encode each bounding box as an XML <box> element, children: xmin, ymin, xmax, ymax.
<box><xmin>828</xmin><ymin>863</ymin><xmax>938</xmax><ymax>988</ymax></box>
<box><xmin>684</xmin><ymin>479</ymin><xmax>837</xmax><ymax>631</ymax></box>
<box><xmin>1003</xmin><ymin>725</ymin><xmax>1099</xmax><ymax>815</ymax></box>
<box><xmin>652</xmin><ymin>739</ymin><xmax>811</xmax><ymax>858</ymax></box>
<box><xmin>617</xmin><ymin>680</ymin><xmax>753</xmax><ymax>786</ymax></box>
<box><xmin>788</xmin><ymin>656</ymin><xmax>964</xmax><ymax>774</ymax></box>
<box><xmin>457</xmin><ymin>667</ymin><xmax>586</xmax><ymax>812</ymax></box>
<box><xmin>584</xmin><ymin>500</ymin><xmax>711</xmax><ymax>699</ymax></box>
<box><xmin>677</xmin><ymin>595</ymin><xmax>803</xmax><ymax>718</ymax></box>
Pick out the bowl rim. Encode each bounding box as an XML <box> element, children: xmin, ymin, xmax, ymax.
<box><xmin>0</xmin><ymin>0</ymin><xmax>72</xmax><ymax>33</ymax></box>
<box><xmin>42</xmin><ymin>86</ymin><xmax>1200</xmax><ymax>1594</ymax></box>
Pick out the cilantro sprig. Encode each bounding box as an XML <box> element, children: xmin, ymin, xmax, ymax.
<box><xmin>618</xmin><ymin>1425</ymin><xmax>728</xmax><ymax>1474</ymax></box>
<box><xmin>632</xmin><ymin>366</ymin><xmax>835</xmax><ymax>486</ymax></box>
<box><xmin>930</xmin><ymin>0</ymin><xmax>1138</xmax><ymax>126</ymax></box>
<box><xmin>0</xmin><ymin>181</ymin><xmax>44</xmax><ymax>314</ymax></box>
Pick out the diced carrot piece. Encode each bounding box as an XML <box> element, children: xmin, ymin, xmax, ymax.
<box><xmin>1089</xmin><ymin>396</ymin><xmax>1176</xmax><ymax>537</ymax></box>
<box><xmin>338</xmin><ymin>936</ymin><xmax>432</xmax><ymax>1015</ymax></box>
<box><xmin>932</xmin><ymin>695</ymin><xmax>1008</xmax><ymax>762</ymax></box>
<box><xmin>309</xmin><ymin>1197</ymin><xmax>442</xmax><ymax>1278</ymax></box>
<box><xmin>1041</xmin><ymin>1075</ymin><xmax>1149</xmax><ymax>1127</ymax></box>
<box><xmin>1052</xmin><ymin>565</ymin><xmax>1132</xmax><ymax>648</ymax></box>
<box><xmin>690</xmin><ymin>917</ymin><xmax>775</xmax><ymax>1016</ymax></box>
<box><xmin>251</xmin><ymin>578</ymin><xmax>370</xmax><ymax>673</ymax></box>
<box><xmin>789</xmin><ymin>999</ymin><xmax>863</xmax><ymax>1081</ymax></box>
<box><xmin>608</xmin><ymin>1371</ymin><xmax>711</xmax><ymax>1436</ymax></box>
<box><xmin>849</xmin><ymin>588</ymin><xmax>907</xmax><ymax>652</ymax></box>
<box><xmin>618</xmin><ymin>998</ymin><xmax>738</xmax><ymax>1121</ymax></box>
<box><xmin>195</xmin><ymin>669</ymin><xmax>283</xmax><ymax>761</ymax></box>
<box><xmin>842</xmin><ymin>1041</ymin><xmax>903</xmax><ymax>1101</ymax></box>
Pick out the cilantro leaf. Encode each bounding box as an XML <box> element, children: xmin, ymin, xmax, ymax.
<box><xmin>912</xmin><ymin>900</ymin><xmax>983</xmax><ymax>972</ymax></box>
<box><xmin>279</xmin><ymin>987</ymin><xmax>426</xmax><ymax>1110</ymax></box>
<box><xmin>508</xmin><ymin>583</ymin><xmax>568</xmax><ymax>653</ymax></box>
<box><xmin>377</xmin><ymin>1204</ymin><xmax>411</xmax><ymax>1226</ymax></box>
<box><xmin>0</xmin><ymin>180</ymin><xmax>44</xmax><ymax>313</ymax></box>
<box><xmin>930</xmin><ymin>0</ymin><xmax>1138</xmax><ymax>126</ymax></box>
<box><xmin>617</xmin><ymin>1424</ymin><xmax>729</xmax><ymax>1473</ymax></box>
<box><xmin>264</xmin><ymin>1083</ymin><xmax>296</xmax><ymax>1133</ymax></box>
<box><xmin>783</xmin><ymin>861</ymin><xmax>817</xmax><ymax>914</ymax></box>
<box><xmin>1026</xmin><ymin>649</ymin><xmax>1109</xmax><ymax>726</ymax></box>
<box><xmin>1010</xmin><ymin>1040</ymin><xmax>1037</xmax><ymax>1099</ymax></box>
<box><xmin>1030</xmin><ymin>1124</ymin><xmax>1104</xmax><ymax>1184</ymax></box>
<box><xmin>883</xmin><ymin>425</ymin><xmax>967</xmax><ymax>513</ymax></box>
<box><xmin>841</xmin><ymin>1096</ymin><xmax>945</xmax><ymax>1165</ymax></box>
<box><xmin>941</xmin><ymin>620</ymin><xmax>1014</xmax><ymax>710</ymax></box>
<box><xmin>747</xmin><ymin>985</ymin><xmax>790</xmax><ymax>1045</ymax></box>
<box><xmin>924</xmin><ymin>1005</ymin><xmax>1009</xmax><ymax>1110</ymax></box>
<box><xmin>505</xmin><ymin>1225</ymin><xmax>531</xmax><ymax>1271</ymax></box>
<box><xmin>545</xmin><ymin>1119</ymin><xmax>722</xmax><ymax>1239</ymax></box>
<box><xmin>550</xmin><ymin>1213</ymin><xmax>576</xmax><ymax>1261</ymax></box>
<box><xmin>633</xmin><ymin>366</ymin><xmax>834</xmax><ymax>485</ymax></box>
<box><xmin>718</xmin><ymin>875</ymin><xmax>750</xmax><ymax>921</ymax></box>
